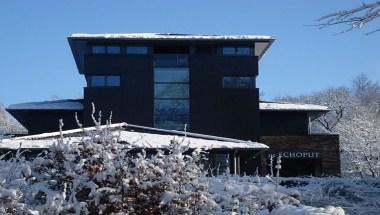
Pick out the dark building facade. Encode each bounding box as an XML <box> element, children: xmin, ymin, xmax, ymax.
<box><xmin>6</xmin><ymin>33</ymin><xmax>340</xmax><ymax>176</ymax></box>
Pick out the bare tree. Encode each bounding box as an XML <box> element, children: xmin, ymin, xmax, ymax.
<box><xmin>278</xmin><ymin>74</ymin><xmax>380</xmax><ymax>176</ymax></box>
<box><xmin>352</xmin><ymin>73</ymin><xmax>380</xmax><ymax>106</ymax></box>
<box><xmin>317</xmin><ymin>1</ymin><xmax>380</xmax><ymax>34</ymax></box>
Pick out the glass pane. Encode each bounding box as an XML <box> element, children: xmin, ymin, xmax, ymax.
<box><xmin>223</xmin><ymin>76</ymin><xmax>255</xmax><ymax>88</ymax></box>
<box><xmin>92</xmin><ymin>45</ymin><xmax>106</xmax><ymax>54</ymax></box>
<box><xmin>222</xmin><ymin>47</ymin><xmax>235</xmax><ymax>55</ymax></box>
<box><xmin>106</xmin><ymin>76</ymin><xmax>120</xmax><ymax>86</ymax></box>
<box><xmin>236</xmin><ymin>47</ymin><xmax>251</xmax><ymax>55</ymax></box>
<box><xmin>91</xmin><ymin>76</ymin><xmax>106</xmax><ymax>87</ymax></box>
<box><xmin>154</xmin><ymin>54</ymin><xmax>188</xmax><ymax>67</ymax></box>
<box><xmin>154</xmin><ymin>68</ymin><xmax>189</xmax><ymax>83</ymax></box>
<box><xmin>214</xmin><ymin>153</ymin><xmax>230</xmax><ymax>174</ymax></box>
<box><xmin>127</xmin><ymin>46</ymin><xmax>148</xmax><ymax>54</ymax></box>
<box><xmin>107</xmin><ymin>46</ymin><xmax>121</xmax><ymax>54</ymax></box>
<box><xmin>154</xmin><ymin>99</ymin><xmax>189</xmax><ymax>130</ymax></box>
<box><xmin>154</xmin><ymin>83</ymin><xmax>189</xmax><ymax>98</ymax></box>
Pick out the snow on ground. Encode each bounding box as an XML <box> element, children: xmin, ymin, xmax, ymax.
<box><xmin>277</xmin><ymin>177</ymin><xmax>380</xmax><ymax>215</ymax></box>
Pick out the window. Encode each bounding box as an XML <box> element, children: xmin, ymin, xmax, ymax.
<box><xmin>106</xmin><ymin>76</ymin><xmax>120</xmax><ymax>86</ymax></box>
<box><xmin>127</xmin><ymin>46</ymin><xmax>148</xmax><ymax>54</ymax></box>
<box><xmin>107</xmin><ymin>46</ymin><xmax>121</xmax><ymax>54</ymax></box>
<box><xmin>154</xmin><ymin>60</ymin><xmax>189</xmax><ymax>130</ymax></box>
<box><xmin>154</xmin><ymin>83</ymin><xmax>189</xmax><ymax>98</ymax></box>
<box><xmin>213</xmin><ymin>153</ymin><xmax>230</xmax><ymax>175</ymax></box>
<box><xmin>91</xmin><ymin>76</ymin><xmax>106</xmax><ymax>87</ymax></box>
<box><xmin>222</xmin><ymin>76</ymin><xmax>255</xmax><ymax>88</ymax></box>
<box><xmin>92</xmin><ymin>45</ymin><xmax>106</xmax><ymax>54</ymax></box>
<box><xmin>154</xmin><ymin>68</ymin><xmax>189</xmax><ymax>83</ymax></box>
<box><xmin>222</xmin><ymin>46</ymin><xmax>252</xmax><ymax>56</ymax></box>
<box><xmin>154</xmin><ymin>99</ymin><xmax>189</xmax><ymax>130</ymax></box>
<box><xmin>92</xmin><ymin>45</ymin><xmax>121</xmax><ymax>54</ymax></box>
<box><xmin>89</xmin><ymin>75</ymin><xmax>120</xmax><ymax>87</ymax></box>
<box><xmin>154</xmin><ymin>54</ymin><xmax>188</xmax><ymax>67</ymax></box>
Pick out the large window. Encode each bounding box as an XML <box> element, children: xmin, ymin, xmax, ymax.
<box><xmin>154</xmin><ymin>66</ymin><xmax>189</xmax><ymax>130</ymax></box>
<box><xmin>222</xmin><ymin>76</ymin><xmax>255</xmax><ymax>89</ymax></box>
<box><xmin>89</xmin><ymin>75</ymin><xmax>120</xmax><ymax>87</ymax></box>
<box><xmin>222</xmin><ymin>47</ymin><xmax>252</xmax><ymax>56</ymax></box>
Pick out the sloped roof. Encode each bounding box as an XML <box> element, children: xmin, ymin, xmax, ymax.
<box><xmin>259</xmin><ymin>101</ymin><xmax>330</xmax><ymax>112</ymax></box>
<box><xmin>7</xmin><ymin>99</ymin><xmax>84</xmax><ymax>110</ymax></box>
<box><xmin>1</xmin><ymin>123</ymin><xmax>268</xmax><ymax>150</ymax></box>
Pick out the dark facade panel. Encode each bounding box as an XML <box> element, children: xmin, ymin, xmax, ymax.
<box><xmin>189</xmin><ymin>55</ymin><xmax>259</xmax><ymax>141</ymax></box>
<box><xmin>83</xmin><ymin>54</ymin><xmax>154</xmax><ymax>126</ymax></box>
<box><xmin>259</xmin><ymin>111</ymin><xmax>309</xmax><ymax>136</ymax></box>
<box><xmin>7</xmin><ymin>110</ymin><xmax>83</xmax><ymax>135</ymax></box>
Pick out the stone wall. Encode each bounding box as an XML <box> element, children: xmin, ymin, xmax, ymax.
<box><xmin>260</xmin><ymin>135</ymin><xmax>340</xmax><ymax>176</ymax></box>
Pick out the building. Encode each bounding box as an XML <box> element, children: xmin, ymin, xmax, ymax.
<box><xmin>6</xmin><ymin>33</ymin><xmax>340</xmax><ymax>176</ymax></box>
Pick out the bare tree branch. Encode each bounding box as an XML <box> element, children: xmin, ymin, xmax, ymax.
<box><xmin>316</xmin><ymin>1</ymin><xmax>380</xmax><ymax>34</ymax></box>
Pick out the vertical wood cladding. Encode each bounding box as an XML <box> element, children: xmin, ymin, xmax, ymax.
<box><xmin>260</xmin><ymin>135</ymin><xmax>341</xmax><ymax>176</ymax></box>
<box><xmin>189</xmin><ymin>55</ymin><xmax>259</xmax><ymax>141</ymax></box>
<box><xmin>83</xmin><ymin>54</ymin><xmax>153</xmax><ymax>126</ymax></box>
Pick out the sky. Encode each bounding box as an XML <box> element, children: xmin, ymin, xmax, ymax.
<box><xmin>0</xmin><ymin>0</ymin><xmax>379</xmax><ymax>106</ymax></box>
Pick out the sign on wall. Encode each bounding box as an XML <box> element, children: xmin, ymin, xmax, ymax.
<box><xmin>268</xmin><ymin>151</ymin><xmax>320</xmax><ymax>159</ymax></box>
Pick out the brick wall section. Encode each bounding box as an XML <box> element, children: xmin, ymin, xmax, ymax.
<box><xmin>260</xmin><ymin>135</ymin><xmax>341</xmax><ymax>176</ymax></box>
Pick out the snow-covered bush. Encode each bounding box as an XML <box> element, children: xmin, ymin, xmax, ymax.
<box><xmin>0</xmin><ymin>110</ymin><xmax>346</xmax><ymax>214</ymax></box>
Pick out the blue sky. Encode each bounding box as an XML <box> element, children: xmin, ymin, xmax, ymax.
<box><xmin>0</xmin><ymin>0</ymin><xmax>379</xmax><ymax>106</ymax></box>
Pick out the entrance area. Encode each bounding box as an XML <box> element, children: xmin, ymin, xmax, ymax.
<box><xmin>279</xmin><ymin>159</ymin><xmax>321</xmax><ymax>176</ymax></box>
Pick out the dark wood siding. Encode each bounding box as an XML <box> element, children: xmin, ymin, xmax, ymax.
<box><xmin>83</xmin><ymin>54</ymin><xmax>154</xmax><ymax>126</ymax></box>
<box><xmin>189</xmin><ymin>55</ymin><xmax>259</xmax><ymax>141</ymax></box>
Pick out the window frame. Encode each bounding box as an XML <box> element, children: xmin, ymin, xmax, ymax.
<box><xmin>221</xmin><ymin>46</ymin><xmax>252</xmax><ymax>56</ymax></box>
<box><xmin>222</xmin><ymin>76</ymin><xmax>255</xmax><ymax>89</ymax></box>
<box><xmin>126</xmin><ymin>46</ymin><xmax>149</xmax><ymax>55</ymax></box>
<box><xmin>89</xmin><ymin>75</ymin><xmax>121</xmax><ymax>87</ymax></box>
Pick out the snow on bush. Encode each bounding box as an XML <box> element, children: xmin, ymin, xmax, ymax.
<box><xmin>0</xmin><ymin>120</ymin><xmax>345</xmax><ymax>214</ymax></box>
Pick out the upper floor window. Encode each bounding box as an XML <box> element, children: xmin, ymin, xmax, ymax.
<box><xmin>222</xmin><ymin>47</ymin><xmax>252</xmax><ymax>56</ymax></box>
<box><xmin>107</xmin><ymin>46</ymin><xmax>121</xmax><ymax>54</ymax></box>
<box><xmin>89</xmin><ymin>75</ymin><xmax>120</xmax><ymax>87</ymax></box>
<box><xmin>92</xmin><ymin>45</ymin><xmax>106</xmax><ymax>54</ymax></box>
<box><xmin>154</xmin><ymin>54</ymin><xmax>188</xmax><ymax>67</ymax></box>
<box><xmin>92</xmin><ymin>45</ymin><xmax>121</xmax><ymax>54</ymax></box>
<box><xmin>126</xmin><ymin>46</ymin><xmax>148</xmax><ymax>54</ymax></box>
<box><xmin>222</xmin><ymin>76</ymin><xmax>255</xmax><ymax>88</ymax></box>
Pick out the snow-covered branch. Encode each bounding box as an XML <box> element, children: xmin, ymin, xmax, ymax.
<box><xmin>317</xmin><ymin>1</ymin><xmax>380</xmax><ymax>34</ymax></box>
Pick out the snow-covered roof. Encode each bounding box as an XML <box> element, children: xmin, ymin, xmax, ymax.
<box><xmin>7</xmin><ymin>99</ymin><xmax>83</xmax><ymax>110</ymax></box>
<box><xmin>69</xmin><ymin>33</ymin><xmax>273</xmax><ymax>41</ymax></box>
<box><xmin>0</xmin><ymin>123</ymin><xmax>268</xmax><ymax>150</ymax></box>
<box><xmin>259</xmin><ymin>101</ymin><xmax>330</xmax><ymax>112</ymax></box>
